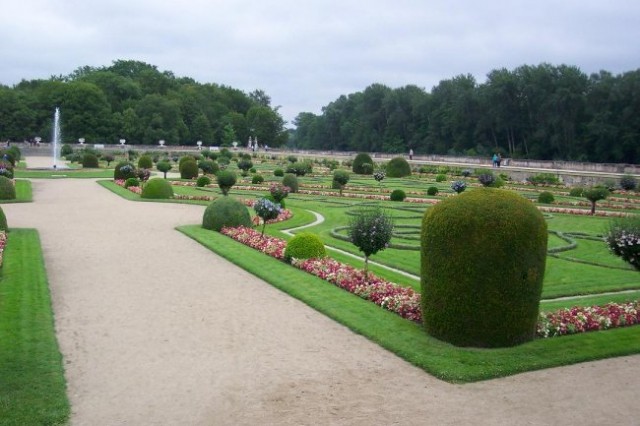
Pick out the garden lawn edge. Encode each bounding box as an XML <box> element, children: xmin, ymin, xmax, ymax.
<box><xmin>0</xmin><ymin>229</ymin><xmax>70</xmax><ymax>424</ymax></box>
<box><xmin>177</xmin><ymin>224</ymin><xmax>640</xmax><ymax>384</ymax></box>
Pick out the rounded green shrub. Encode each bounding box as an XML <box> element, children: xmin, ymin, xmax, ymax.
<box><xmin>0</xmin><ymin>176</ymin><xmax>16</xmax><ymax>200</ymax></box>
<box><xmin>0</xmin><ymin>205</ymin><xmax>7</xmax><ymax>230</ymax></box>
<box><xmin>274</xmin><ymin>168</ymin><xmax>284</xmax><ymax>177</ymax></box>
<box><xmin>141</xmin><ymin>178</ymin><xmax>174</xmax><ymax>199</ymax></box>
<box><xmin>421</xmin><ymin>188</ymin><xmax>547</xmax><ymax>348</ymax></box>
<box><xmin>196</xmin><ymin>175</ymin><xmax>212</xmax><ymax>187</ymax></box>
<box><xmin>202</xmin><ymin>197</ymin><xmax>252</xmax><ymax>231</ymax></box>
<box><xmin>537</xmin><ymin>191</ymin><xmax>555</xmax><ymax>204</ymax></box>
<box><xmin>389</xmin><ymin>189</ymin><xmax>406</xmax><ymax>201</ymax></box>
<box><xmin>138</xmin><ymin>155</ymin><xmax>153</xmax><ymax>169</ymax></box>
<box><xmin>386</xmin><ymin>157</ymin><xmax>411</xmax><ymax>178</ymax></box>
<box><xmin>180</xmin><ymin>159</ymin><xmax>199</xmax><ymax>179</ymax></box>
<box><xmin>82</xmin><ymin>153</ymin><xmax>100</xmax><ymax>168</ymax></box>
<box><xmin>284</xmin><ymin>232</ymin><xmax>327</xmax><ymax>263</ymax></box>
<box><xmin>61</xmin><ymin>144</ymin><xmax>73</xmax><ymax>156</ymax></box>
<box><xmin>124</xmin><ymin>177</ymin><xmax>140</xmax><ymax>188</ymax></box>
<box><xmin>114</xmin><ymin>161</ymin><xmax>136</xmax><ymax>180</ymax></box>
<box><xmin>252</xmin><ymin>174</ymin><xmax>265</xmax><ymax>184</ymax></box>
<box><xmin>435</xmin><ymin>174</ymin><xmax>447</xmax><ymax>182</ymax></box>
<box><xmin>620</xmin><ymin>175</ymin><xmax>637</xmax><ymax>191</ymax></box>
<box><xmin>569</xmin><ymin>186</ymin><xmax>584</xmax><ymax>197</ymax></box>
<box><xmin>216</xmin><ymin>170</ymin><xmax>237</xmax><ymax>195</ymax></box>
<box><xmin>352</xmin><ymin>153</ymin><xmax>374</xmax><ymax>175</ymax></box>
<box><xmin>282</xmin><ymin>173</ymin><xmax>299</xmax><ymax>193</ymax></box>
<box><xmin>178</xmin><ymin>155</ymin><xmax>197</xmax><ymax>169</ymax></box>
<box><xmin>427</xmin><ymin>186</ymin><xmax>439</xmax><ymax>196</ymax></box>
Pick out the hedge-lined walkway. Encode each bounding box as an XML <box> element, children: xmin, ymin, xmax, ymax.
<box><xmin>2</xmin><ymin>157</ymin><xmax>639</xmax><ymax>425</ymax></box>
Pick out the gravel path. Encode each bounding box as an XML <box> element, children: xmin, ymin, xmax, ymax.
<box><xmin>3</xmin><ymin>157</ymin><xmax>639</xmax><ymax>425</ymax></box>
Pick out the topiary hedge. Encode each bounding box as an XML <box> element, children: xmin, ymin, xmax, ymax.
<box><xmin>0</xmin><ymin>205</ymin><xmax>7</xmax><ymax>230</ymax></box>
<box><xmin>124</xmin><ymin>177</ymin><xmax>140</xmax><ymax>188</ymax></box>
<box><xmin>389</xmin><ymin>189</ymin><xmax>406</xmax><ymax>201</ymax></box>
<box><xmin>202</xmin><ymin>197</ymin><xmax>252</xmax><ymax>231</ymax></box>
<box><xmin>427</xmin><ymin>186</ymin><xmax>439</xmax><ymax>196</ymax></box>
<box><xmin>196</xmin><ymin>175</ymin><xmax>212</xmax><ymax>187</ymax></box>
<box><xmin>180</xmin><ymin>159</ymin><xmax>199</xmax><ymax>179</ymax></box>
<box><xmin>0</xmin><ymin>176</ymin><xmax>16</xmax><ymax>200</ymax></box>
<box><xmin>138</xmin><ymin>154</ymin><xmax>154</xmax><ymax>169</ymax></box>
<box><xmin>386</xmin><ymin>157</ymin><xmax>411</xmax><ymax>178</ymax></box>
<box><xmin>282</xmin><ymin>173</ymin><xmax>299</xmax><ymax>193</ymax></box>
<box><xmin>141</xmin><ymin>178</ymin><xmax>174</xmax><ymax>199</ymax></box>
<box><xmin>537</xmin><ymin>191</ymin><xmax>555</xmax><ymax>204</ymax></box>
<box><xmin>252</xmin><ymin>174</ymin><xmax>264</xmax><ymax>184</ymax></box>
<box><xmin>216</xmin><ymin>170</ymin><xmax>237</xmax><ymax>195</ymax></box>
<box><xmin>114</xmin><ymin>162</ymin><xmax>136</xmax><ymax>180</ymax></box>
<box><xmin>284</xmin><ymin>232</ymin><xmax>327</xmax><ymax>263</ymax></box>
<box><xmin>421</xmin><ymin>188</ymin><xmax>547</xmax><ymax>348</ymax></box>
<box><xmin>352</xmin><ymin>153</ymin><xmax>374</xmax><ymax>175</ymax></box>
<box><xmin>82</xmin><ymin>153</ymin><xmax>100</xmax><ymax>168</ymax></box>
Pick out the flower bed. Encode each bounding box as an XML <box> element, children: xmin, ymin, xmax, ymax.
<box><xmin>537</xmin><ymin>302</ymin><xmax>640</xmax><ymax>337</ymax></box>
<box><xmin>220</xmin><ymin>224</ymin><xmax>640</xmax><ymax>338</ymax></box>
<box><xmin>0</xmin><ymin>230</ymin><xmax>6</xmax><ymax>268</ymax></box>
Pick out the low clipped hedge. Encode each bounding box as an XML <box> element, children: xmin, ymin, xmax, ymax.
<box><xmin>284</xmin><ymin>232</ymin><xmax>327</xmax><ymax>263</ymax></box>
<box><xmin>141</xmin><ymin>178</ymin><xmax>173</xmax><ymax>199</ymax></box>
<box><xmin>421</xmin><ymin>188</ymin><xmax>548</xmax><ymax>348</ymax></box>
<box><xmin>0</xmin><ymin>176</ymin><xmax>16</xmax><ymax>200</ymax></box>
<box><xmin>386</xmin><ymin>157</ymin><xmax>411</xmax><ymax>178</ymax></box>
<box><xmin>202</xmin><ymin>197</ymin><xmax>252</xmax><ymax>231</ymax></box>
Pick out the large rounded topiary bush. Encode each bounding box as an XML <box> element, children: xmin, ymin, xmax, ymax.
<box><xmin>421</xmin><ymin>188</ymin><xmax>547</xmax><ymax>348</ymax></box>
<box><xmin>114</xmin><ymin>161</ymin><xmax>136</xmax><ymax>180</ymax></box>
<box><xmin>0</xmin><ymin>176</ymin><xmax>16</xmax><ymax>200</ymax></box>
<box><xmin>180</xmin><ymin>159</ymin><xmax>199</xmax><ymax>179</ymax></box>
<box><xmin>282</xmin><ymin>173</ymin><xmax>299</xmax><ymax>193</ymax></box>
<box><xmin>386</xmin><ymin>157</ymin><xmax>411</xmax><ymax>178</ymax></box>
<box><xmin>138</xmin><ymin>154</ymin><xmax>154</xmax><ymax>169</ymax></box>
<box><xmin>0</xmin><ymin>205</ymin><xmax>7</xmax><ymax>231</ymax></box>
<box><xmin>202</xmin><ymin>197</ymin><xmax>252</xmax><ymax>231</ymax></box>
<box><xmin>141</xmin><ymin>178</ymin><xmax>174</xmax><ymax>199</ymax></box>
<box><xmin>82</xmin><ymin>153</ymin><xmax>100</xmax><ymax>168</ymax></box>
<box><xmin>352</xmin><ymin>152</ymin><xmax>374</xmax><ymax>175</ymax></box>
<box><xmin>284</xmin><ymin>232</ymin><xmax>327</xmax><ymax>263</ymax></box>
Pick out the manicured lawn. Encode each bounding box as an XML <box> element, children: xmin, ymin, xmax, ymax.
<box><xmin>0</xmin><ymin>229</ymin><xmax>70</xmax><ymax>424</ymax></box>
<box><xmin>15</xmin><ymin>168</ymin><xmax>114</xmax><ymax>179</ymax></box>
<box><xmin>178</xmin><ymin>225</ymin><xmax>640</xmax><ymax>383</ymax></box>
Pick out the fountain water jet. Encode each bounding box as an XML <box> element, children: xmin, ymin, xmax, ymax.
<box><xmin>52</xmin><ymin>107</ymin><xmax>62</xmax><ymax>169</ymax></box>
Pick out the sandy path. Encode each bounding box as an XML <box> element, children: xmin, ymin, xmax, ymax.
<box><xmin>4</xmin><ymin>157</ymin><xmax>639</xmax><ymax>425</ymax></box>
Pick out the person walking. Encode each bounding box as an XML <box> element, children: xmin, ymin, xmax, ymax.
<box><xmin>409</xmin><ymin>149</ymin><xmax>414</xmax><ymax>160</ymax></box>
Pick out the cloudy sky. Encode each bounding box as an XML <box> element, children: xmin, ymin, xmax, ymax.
<box><xmin>1</xmin><ymin>0</ymin><xmax>639</xmax><ymax>126</ymax></box>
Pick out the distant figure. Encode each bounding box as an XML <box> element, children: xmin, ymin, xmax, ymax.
<box><xmin>497</xmin><ymin>153</ymin><xmax>502</xmax><ymax>167</ymax></box>
<box><xmin>409</xmin><ymin>148</ymin><xmax>414</xmax><ymax>160</ymax></box>
<box><xmin>492</xmin><ymin>153</ymin><xmax>499</xmax><ymax>168</ymax></box>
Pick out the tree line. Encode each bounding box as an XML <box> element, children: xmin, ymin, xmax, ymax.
<box><xmin>291</xmin><ymin>64</ymin><xmax>640</xmax><ymax>163</ymax></box>
<box><xmin>0</xmin><ymin>60</ymin><xmax>287</xmax><ymax>148</ymax></box>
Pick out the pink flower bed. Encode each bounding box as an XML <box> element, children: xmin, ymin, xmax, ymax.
<box><xmin>220</xmin><ymin>224</ymin><xmax>640</xmax><ymax>338</ymax></box>
<box><xmin>537</xmin><ymin>302</ymin><xmax>640</xmax><ymax>337</ymax></box>
<box><xmin>537</xmin><ymin>206</ymin><xmax>631</xmax><ymax>217</ymax></box>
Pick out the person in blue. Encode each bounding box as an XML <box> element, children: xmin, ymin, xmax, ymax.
<box><xmin>492</xmin><ymin>153</ymin><xmax>499</xmax><ymax>168</ymax></box>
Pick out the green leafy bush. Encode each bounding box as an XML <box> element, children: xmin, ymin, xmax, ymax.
<box><xmin>138</xmin><ymin>155</ymin><xmax>153</xmax><ymax>169</ymax></box>
<box><xmin>421</xmin><ymin>188</ymin><xmax>547</xmax><ymax>348</ymax></box>
<box><xmin>332</xmin><ymin>170</ymin><xmax>350</xmax><ymax>195</ymax></box>
<box><xmin>124</xmin><ymin>177</ymin><xmax>140</xmax><ymax>188</ymax></box>
<box><xmin>202</xmin><ymin>197</ymin><xmax>252</xmax><ymax>231</ymax></box>
<box><xmin>273</xmin><ymin>168</ymin><xmax>284</xmax><ymax>177</ymax></box>
<box><xmin>198</xmin><ymin>159</ymin><xmax>219</xmax><ymax>175</ymax></box>
<box><xmin>156</xmin><ymin>160</ymin><xmax>172</xmax><ymax>178</ymax></box>
<box><xmin>569</xmin><ymin>186</ymin><xmax>584</xmax><ymax>197</ymax></box>
<box><xmin>427</xmin><ymin>186</ymin><xmax>439</xmax><ymax>196</ymax></box>
<box><xmin>389</xmin><ymin>189</ymin><xmax>406</xmax><ymax>201</ymax></box>
<box><xmin>252</xmin><ymin>174</ymin><xmax>265</xmax><ymax>184</ymax></box>
<box><xmin>386</xmin><ymin>157</ymin><xmax>411</xmax><ymax>178</ymax></box>
<box><xmin>81</xmin><ymin>153</ymin><xmax>99</xmax><ymax>168</ymax></box>
<box><xmin>180</xmin><ymin>159</ymin><xmax>199</xmax><ymax>179</ymax></box>
<box><xmin>61</xmin><ymin>144</ymin><xmax>73</xmax><ymax>156</ymax></box>
<box><xmin>537</xmin><ymin>191</ymin><xmax>555</xmax><ymax>204</ymax></box>
<box><xmin>620</xmin><ymin>175</ymin><xmax>638</xmax><ymax>191</ymax></box>
<box><xmin>284</xmin><ymin>232</ymin><xmax>327</xmax><ymax>263</ymax></box>
<box><xmin>282</xmin><ymin>173</ymin><xmax>299</xmax><ymax>193</ymax></box>
<box><xmin>0</xmin><ymin>176</ymin><xmax>16</xmax><ymax>200</ymax></box>
<box><xmin>527</xmin><ymin>173</ymin><xmax>559</xmax><ymax>186</ymax></box>
<box><xmin>352</xmin><ymin>153</ymin><xmax>374</xmax><ymax>175</ymax></box>
<box><xmin>178</xmin><ymin>155</ymin><xmax>197</xmax><ymax>169</ymax></box>
<box><xmin>435</xmin><ymin>174</ymin><xmax>447</xmax><ymax>182</ymax></box>
<box><xmin>196</xmin><ymin>175</ymin><xmax>212</xmax><ymax>187</ymax></box>
<box><xmin>216</xmin><ymin>170</ymin><xmax>237</xmax><ymax>195</ymax></box>
<box><xmin>141</xmin><ymin>178</ymin><xmax>174</xmax><ymax>199</ymax></box>
<box><xmin>237</xmin><ymin>158</ymin><xmax>253</xmax><ymax>172</ymax></box>
<box><xmin>114</xmin><ymin>162</ymin><xmax>136</xmax><ymax>180</ymax></box>
<box><xmin>286</xmin><ymin>161</ymin><xmax>312</xmax><ymax>176</ymax></box>
<box><xmin>0</xmin><ymin>205</ymin><xmax>7</xmax><ymax>230</ymax></box>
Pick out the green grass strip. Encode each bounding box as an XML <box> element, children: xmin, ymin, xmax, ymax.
<box><xmin>0</xmin><ymin>229</ymin><xmax>70</xmax><ymax>424</ymax></box>
<box><xmin>15</xmin><ymin>169</ymin><xmax>114</xmax><ymax>179</ymax></box>
<box><xmin>178</xmin><ymin>224</ymin><xmax>640</xmax><ymax>383</ymax></box>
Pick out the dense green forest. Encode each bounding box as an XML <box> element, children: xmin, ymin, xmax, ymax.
<box><xmin>0</xmin><ymin>60</ymin><xmax>287</xmax><ymax>148</ymax></box>
<box><xmin>292</xmin><ymin>64</ymin><xmax>640</xmax><ymax>163</ymax></box>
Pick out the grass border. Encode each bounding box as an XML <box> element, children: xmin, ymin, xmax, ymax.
<box><xmin>178</xmin><ymin>224</ymin><xmax>640</xmax><ymax>384</ymax></box>
<box><xmin>0</xmin><ymin>229</ymin><xmax>70</xmax><ymax>424</ymax></box>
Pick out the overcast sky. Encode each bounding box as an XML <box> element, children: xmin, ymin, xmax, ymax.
<box><xmin>1</xmin><ymin>0</ymin><xmax>639</xmax><ymax>126</ymax></box>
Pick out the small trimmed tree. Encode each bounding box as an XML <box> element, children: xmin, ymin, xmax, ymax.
<box><xmin>332</xmin><ymin>170</ymin><xmax>350</xmax><ymax>195</ymax></box>
<box><xmin>254</xmin><ymin>197</ymin><xmax>282</xmax><ymax>236</ymax></box>
<box><xmin>156</xmin><ymin>160</ymin><xmax>172</xmax><ymax>179</ymax></box>
<box><xmin>216</xmin><ymin>170</ymin><xmax>237</xmax><ymax>195</ymax></box>
<box><xmin>348</xmin><ymin>207</ymin><xmax>394</xmax><ymax>281</ymax></box>
<box><xmin>605</xmin><ymin>215</ymin><xmax>640</xmax><ymax>271</ymax></box>
<box><xmin>583</xmin><ymin>186</ymin><xmax>609</xmax><ymax>215</ymax></box>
